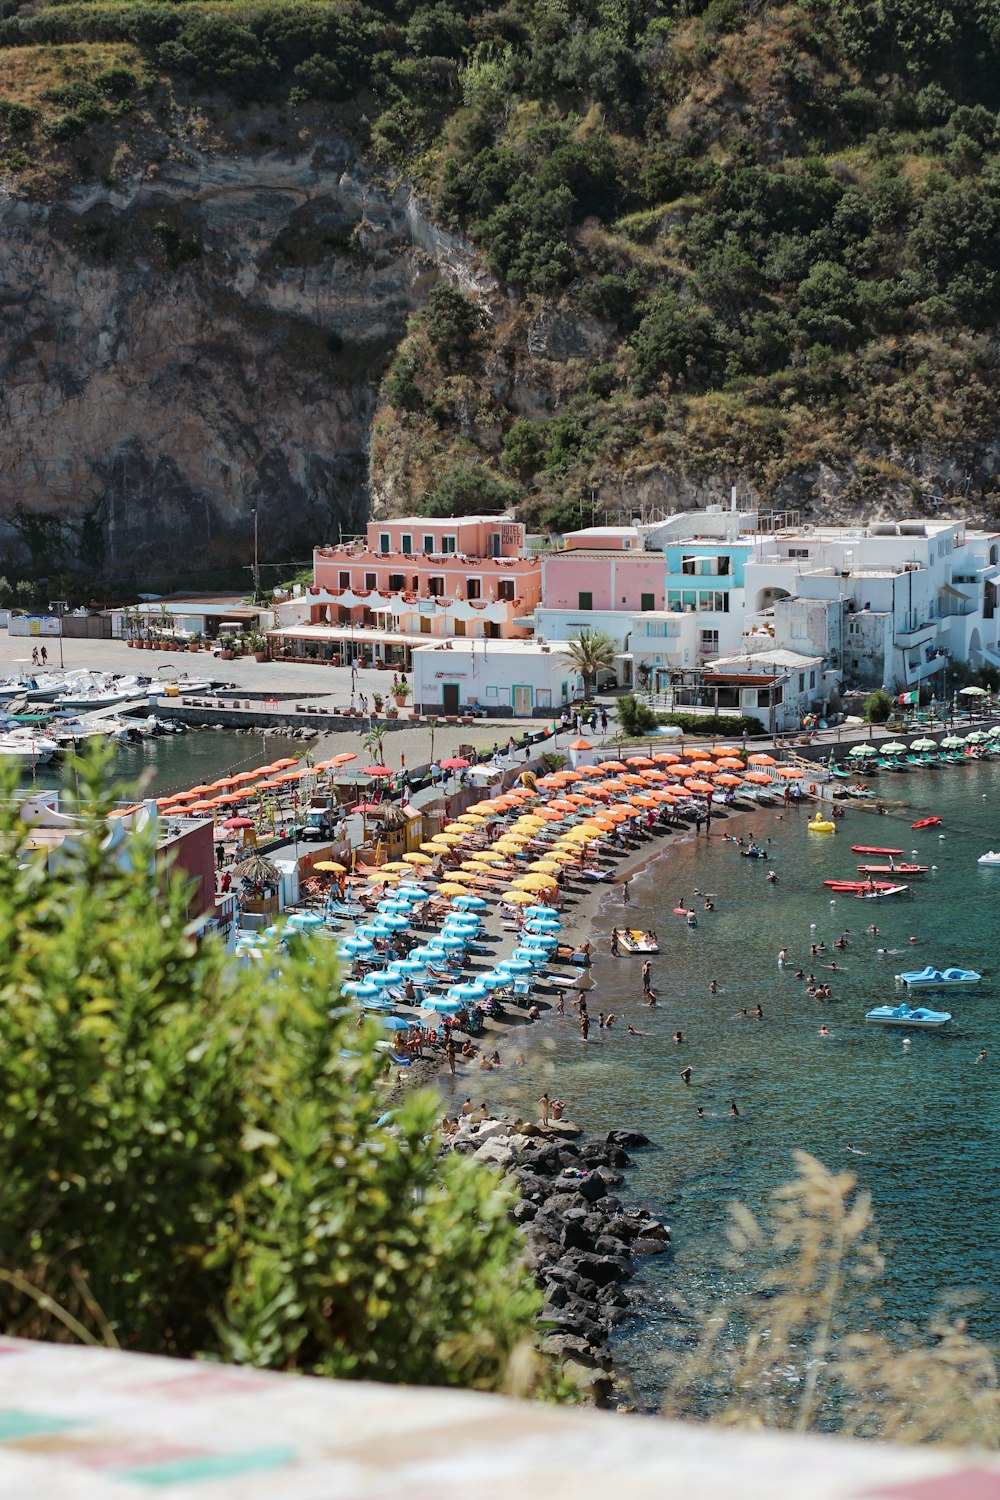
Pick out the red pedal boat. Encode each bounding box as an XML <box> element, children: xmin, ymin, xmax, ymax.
<box><xmin>911</xmin><ymin>817</ymin><xmax>942</xmax><ymax>829</ymax></box>
<box><xmin>851</xmin><ymin>846</ymin><xmax>904</xmax><ymax>855</ymax></box>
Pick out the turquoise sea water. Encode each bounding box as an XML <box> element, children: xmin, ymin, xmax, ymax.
<box><xmin>488</xmin><ymin>763</ymin><xmax>1000</xmax><ymax>1403</ymax></box>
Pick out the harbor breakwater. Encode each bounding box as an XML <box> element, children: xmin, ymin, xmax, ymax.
<box><xmin>444</xmin><ymin>1115</ymin><xmax>670</xmax><ymax>1403</ymax></box>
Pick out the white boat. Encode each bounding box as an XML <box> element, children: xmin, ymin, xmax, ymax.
<box><xmin>865</xmin><ymin>1003</ymin><xmax>951</xmax><ymax>1029</ymax></box>
<box><xmin>977</xmin><ymin>850</ymin><xmax>1000</xmax><ymax>866</ymax></box>
<box><xmin>55</xmin><ymin>674</ymin><xmax>146</xmax><ymax>710</ymax></box>
<box><xmin>896</xmin><ymin>965</ymin><xmax>981</xmax><ymax>988</ymax></box>
<box><xmin>0</xmin><ymin>730</ymin><xmax>58</xmax><ymax>765</ymax></box>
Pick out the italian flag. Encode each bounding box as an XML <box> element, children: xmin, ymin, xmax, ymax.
<box><xmin>897</xmin><ymin>689</ymin><xmax>918</xmax><ymax>704</ymax></box>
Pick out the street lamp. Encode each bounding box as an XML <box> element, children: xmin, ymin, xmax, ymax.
<box><xmin>250</xmin><ymin>508</ymin><xmax>260</xmax><ymax>603</ymax></box>
<box><xmin>48</xmin><ymin>599</ymin><xmax>67</xmax><ymax>670</ymax></box>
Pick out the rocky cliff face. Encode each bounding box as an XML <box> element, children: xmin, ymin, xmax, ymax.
<box><xmin>0</xmin><ymin>136</ymin><xmax>480</xmax><ymax>583</ymax></box>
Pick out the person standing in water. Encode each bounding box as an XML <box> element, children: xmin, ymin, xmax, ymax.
<box><xmin>680</xmin><ymin>1066</ymin><xmax>692</xmax><ymax>1086</ymax></box>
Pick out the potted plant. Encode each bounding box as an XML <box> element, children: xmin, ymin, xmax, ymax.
<box><xmin>249</xmin><ymin>631</ymin><xmax>268</xmax><ymax>663</ymax></box>
<box><xmin>393</xmin><ymin>677</ymin><xmax>410</xmax><ymax>709</ymax></box>
<box><xmin>372</xmin><ymin>691</ymin><xmax>384</xmax><ymax>715</ymax></box>
<box><xmin>386</xmin><ymin>701</ymin><xmax>399</xmax><ymax>720</ymax></box>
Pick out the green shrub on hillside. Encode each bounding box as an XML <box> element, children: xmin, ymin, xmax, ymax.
<box><xmin>420</xmin><ymin>462</ymin><xmax>521</xmax><ymax>516</ymax></box>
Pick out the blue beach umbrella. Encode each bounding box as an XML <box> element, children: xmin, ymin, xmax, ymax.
<box><xmin>343</xmin><ymin>979</ymin><xmax>381</xmax><ymax>999</ymax></box>
<box><xmin>389</xmin><ymin>957</ymin><xmax>428</xmax><ymax>977</ymax></box>
<box><xmin>447</xmin><ymin>981</ymin><xmax>489</xmax><ymax>1004</ymax></box>
<box><xmin>422</xmin><ymin>996</ymin><xmax>464</xmax><ymax>1014</ymax></box>
<box><xmin>523</xmin><ymin>931</ymin><xmax>558</xmax><ymax>949</ymax></box>
<box><xmin>436</xmin><ymin>933</ymin><xmax>467</xmax><ymax>951</ymax></box>
<box><xmin>375</xmin><ymin>1016</ymin><xmax>413</xmax><ymax>1032</ymax></box>
<box><xmin>397</xmin><ymin>885</ymin><xmax>430</xmax><ymax>902</ymax></box>
<box><xmin>367</xmin><ymin>970</ymin><xmax>401</xmax><ymax>989</ymax></box>
<box><xmin>452</xmin><ymin>894</ymin><xmax>487</xmax><ymax>911</ymax></box>
<box><xmin>408</xmin><ymin>943</ymin><xmax>446</xmax><ymax>962</ymax></box>
<box><xmin>526</xmin><ymin>904</ymin><xmax>559</xmax><ymax>919</ymax></box>
<box><xmin>479</xmin><ymin>969</ymin><xmax>513</xmax><ymax>987</ymax></box>
<box><xmin>339</xmin><ymin>935</ymin><xmax>375</xmax><ymax>956</ymax></box>
<box><xmin>287</xmin><ymin>911</ymin><xmax>324</xmax><ymax>929</ymax></box>
<box><xmin>377</xmin><ymin>899</ymin><xmax>410</xmax><ymax>915</ymax></box>
<box><xmin>496</xmin><ymin>957</ymin><xmax>534</xmax><ymax>976</ymax></box>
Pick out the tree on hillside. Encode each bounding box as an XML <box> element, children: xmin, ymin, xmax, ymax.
<box><xmin>420</xmin><ymin>464</ymin><xmax>521</xmax><ymax>518</ymax></box>
<box><xmin>0</xmin><ymin>745</ymin><xmax>539</xmax><ymax>1385</ymax></box>
<box><xmin>560</xmin><ymin>629</ymin><xmax>617</xmax><ymax>702</ymax></box>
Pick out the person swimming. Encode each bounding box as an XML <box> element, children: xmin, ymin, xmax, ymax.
<box><xmin>679</xmin><ymin>1066</ymin><xmax>692</xmax><ymax>1086</ymax></box>
<box><xmin>673</xmin><ymin>1031</ymin><xmax>683</xmax><ymax>1045</ymax></box>
<box><xmin>819</xmin><ymin>1024</ymin><xmax>830</xmax><ymax>1036</ymax></box>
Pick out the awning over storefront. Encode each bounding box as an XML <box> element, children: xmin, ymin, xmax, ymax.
<box><xmin>268</xmin><ymin>625</ymin><xmax>417</xmax><ymax>648</ymax></box>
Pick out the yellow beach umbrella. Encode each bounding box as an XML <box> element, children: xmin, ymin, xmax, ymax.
<box><xmin>512</xmin><ymin>873</ymin><xmax>559</xmax><ymax>892</ymax></box>
<box><xmin>502</xmin><ymin>889</ymin><xmax>536</xmax><ymax>904</ymax></box>
<box><xmin>558</xmin><ymin>826</ymin><xmax>598</xmax><ymax>844</ymax></box>
<box><xmin>380</xmin><ymin>861</ymin><xmax>412</xmax><ymax>873</ymax></box>
<box><xmin>313</xmin><ymin>860</ymin><xmax>346</xmax><ymax>873</ymax></box>
<box><xmin>436</xmin><ymin>880</ymin><xmax>473</xmax><ymax>896</ymax></box>
<box><xmin>455</xmin><ymin>810</ymin><xmax>488</xmax><ymax>824</ymax></box>
<box><xmin>403</xmin><ymin>852</ymin><xmax>433</xmax><ymax>865</ymax></box>
<box><xmin>429</xmin><ymin>831</ymin><xmax>464</xmax><ymax>845</ymax></box>
<box><xmin>527</xmin><ymin>860</ymin><xmax>562</xmax><ymax>874</ymax></box>
<box><xmin>465</xmin><ymin>852</ymin><xmax>504</xmax><ymax>866</ymax></box>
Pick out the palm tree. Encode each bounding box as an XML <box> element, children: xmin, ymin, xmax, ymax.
<box><xmin>560</xmin><ymin>629</ymin><xmax>617</xmax><ymax>703</ymax></box>
<box><xmin>363</xmin><ymin>724</ymin><xmax>387</xmax><ymax>765</ymax></box>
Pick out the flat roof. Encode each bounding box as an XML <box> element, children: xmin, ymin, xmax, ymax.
<box><xmin>367</xmin><ymin>515</ymin><xmax>518</xmax><ymax>528</ymax></box>
<box><xmin>413</xmin><ymin>639</ymin><xmax>562</xmax><ymax>657</ymax></box>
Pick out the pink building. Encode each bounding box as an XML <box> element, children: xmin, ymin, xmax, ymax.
<box><xmin>539</xmin><ymin>549</ymin><xmax>665</xmax><ymax>614</ymax></box>
<box><xmin>270</xmin><ymin>516</ymin><xmax>540</xmax><ymax>667</ymax></box>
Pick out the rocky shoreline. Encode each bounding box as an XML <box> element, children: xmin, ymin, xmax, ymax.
<box><xmin>445</xmin><ymin>1114</ymin><xmax>669</xmax><ymax>1405</ymax></box>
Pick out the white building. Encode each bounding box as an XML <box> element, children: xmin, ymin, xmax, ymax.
<box><xmin>742</xmin><ymin>518</ymin><xmax>1000</xmax><ymax>692</ymax></box>
<box><xmin>692</xmin><ymin>648</ymin><xmax>829</xmax><ymax>734</ymax></box>
<box><xmin>411</xmin><ymin>639</ymin><xmax>577</xmax><ymax>718</ymax></box>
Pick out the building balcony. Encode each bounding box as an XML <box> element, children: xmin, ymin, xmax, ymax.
<box><xmin>664</xmin><ymin>570</ymin><xmax>734</xmax><ymax>588</ymax></box>
<box><xmin>308</xmin><ymin>587</ymin><xmax>524</xmax><ymax>618</ymax></box>
<box><xmin>893</xmin><ymin>622</ymin><xmax>938</xmax><ymax>647</ymax></box>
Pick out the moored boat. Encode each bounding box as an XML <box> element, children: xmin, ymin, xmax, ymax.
<box><xmin>851</xmin><ymin>846</ymin><xmax>904</xmax><ymax>855</ymax></box>
<box><xmin>865</xmin><ymin>1003</ymin><xmax>951</xmax><ymax>1028</ymax></box>
<box><xmin>856</xmin><ymin>863</ymin><xmax>928</xmax><ymax>876</ymax></box>
<box><xmin>897</xmin><ymin>965</ymin><xmax>981</xmax><ymax>988</ymax></box>
<box><xmin>911</xmin><ymin>816</ymin><xmax>942</xmax><ymax>829</ymax></box>
<box><xmin>977</xmin><ymin>850</ymin><xmax>1000</xmax><ymax>866</ymax></box>
<box><xmin>823</xmin><ymin>879</ymin><xmax>903</xmax><ymax>892</ymax></box>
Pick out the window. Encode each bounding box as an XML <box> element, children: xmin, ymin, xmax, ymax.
<box><xmin>428</xmin><ymin>576</ymin><xmax>445</xmax><ymax>597</ymax></box>
<box><xmin>364</xmin><ymin>573</ymin><xmax>376</xmax><ymax>590</ymax></box>
<box><xmin>578</xmin><ymin>591</ymin><xmax>593</xmax><ymax>610</ymax></box>
<box><xmin>698</xmin><ymin>591</ymin><xmax>729</xmax><ymax>612</ymax></box>
<box><xmin>640</xmin><ymin>593</ymin><xmax>655</xmax><ymax>612</ymax></box>
<box><xmin>788</xmin><ymin>547</ymin><xmax>809</xmax><ymax>559</ymax></box>
<box><xmin>810</xmin><ymin>670</ymin><xmax>816</xmax><ymax>688</ymax></box>
<box><xmin>339</xmin><ymin>571</ymin><xmax>350</xmax><ymax>588</ymax></box>
<box><xmin>489</xmin><ymin>532</ymin><xmax>501</xmax><ymax>557</ymax></box>
<box><xmin>379</xmin><ymin>533</ymin><xmax>390</xmax><ymax>554</ymax></box>
<box><xmin>423</xmin><ymin>534</ymin><xmax>434</xmax><ymax>553</ymax></box>
<box><xmin>700</xmin><ymin>629</ymin><xmax>719</xmax><ymax>655</ymax></box>
<box><xmin>440</xmin><ymin>536</ymin><xmax>456</xmax><ymax>554</ymax></box>
<box><xmin>401</xmin><ymin>534</ymin><xmax>412</xmax><ymax>555</ymax></box>
<box><xmin>466</xmin><ymin>578</ymin><xmax>481</xmax><ymax>600</ymax></box>
<box><xmin>536</xmin><ymin>688</ymin><xmax>552</xmax><ymax>708</ymax></box>
<box><xmin>497</xmin><ymin>579</ymin><xmax>515</xmax><ymax>601</ymax></box>
<box><xmin>388</xmin><ymin>574</ymin><xmax>404</xmax><ymax>591</ymax></box>
<box><xmin>798</xmin><ymin>673</ymin><xmax>804</xmax><ymax>691</ymax></box>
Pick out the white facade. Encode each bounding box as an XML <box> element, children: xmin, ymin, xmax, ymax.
<box><xmin>411</xmin><ymin>639</ymin><xmax>576</xmax><ymax>718</ymax></box>
<box><xmin>700</xmin><ymin>648</ymin><xmax>827</xmax><ymax>733</ymax></box>
<box><xmin>742</xmin><ymin>519</ymin><xmax>1000</xmax><ymax>691</ymax></box>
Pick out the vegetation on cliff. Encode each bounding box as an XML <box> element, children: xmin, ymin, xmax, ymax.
<box><xmin>3</xmin><ymin>0</ymin><xmax>1000</xmax><ymax>517</ymax></box>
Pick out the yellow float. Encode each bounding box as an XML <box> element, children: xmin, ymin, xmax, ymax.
<box><xmin>807</xmin><ymin>816</ymin><xmax>836</xmax><ymax>833</ymax></box>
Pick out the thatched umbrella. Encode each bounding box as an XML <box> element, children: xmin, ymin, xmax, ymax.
<box><xmin>235</xmin><ymin>853</ymin><xmax>281</xmax><ymax>893</ymax></box>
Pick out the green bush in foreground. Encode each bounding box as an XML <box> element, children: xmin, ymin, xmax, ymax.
<box><xmin>657</xmin><ymin>712</ymin><xmax>765</xmax><ymax>738</ymax></box>
<box><xmin>0</xmin><ymin>745</ymin><xmax>539</xmax><ymax>1386</ymax></box>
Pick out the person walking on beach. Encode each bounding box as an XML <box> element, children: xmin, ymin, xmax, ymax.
<box><xmin>538</xmin><ymin>1093</ymin><xmax>550</xmax><ymax>1125</ymax></box>
<box><xmin>622</xmin><ymin>879</ymin><xmax>630</xmax><ymax>906</ymax></box>
<box><xmin>580</xmin><ymin>1013</ymin><xmax>590</xmax><ymax>1041</ymax></box>
<box><xmin>610</xmin><ymin>928</ymin><xmax>620</xmax><ymax>957</ymax></box>
<box><xmin>445</xmin><ymin>1037</ymin><xmax>456</xmax><ymax>1075</ymax></box>
<box><xmin>556</xmin><ymin>993</ymin><xmax>565</xmax><ymax>1015</ymax></box>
